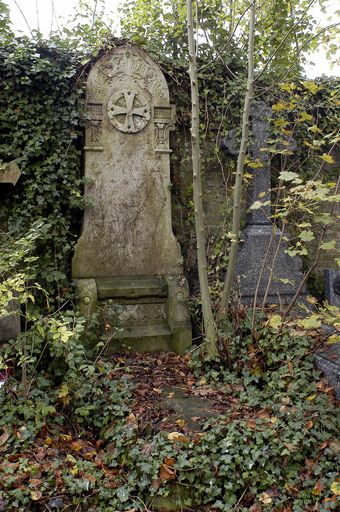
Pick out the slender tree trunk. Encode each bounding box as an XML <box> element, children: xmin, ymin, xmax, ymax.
<box><xmin>218</xmin><ymin>0</ymin><xmax>256</xmax><ymax>320</ymax></box>
<box><xmin>186</xmin><ymin>0</ymin><xmax>218</xmax><ymax>357</ymax></box>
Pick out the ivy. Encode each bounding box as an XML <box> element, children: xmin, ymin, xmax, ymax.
<box><xmin>0</xmin><ymin>35</ymin><xmax>85</xmax><ymax>306</ymax></box>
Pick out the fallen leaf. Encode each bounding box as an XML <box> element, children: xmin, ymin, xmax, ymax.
<box><xmin>330</xmin><ymin>480</ymin><xmax>340</xmax><ymax>495</ymax></box>
<box><xmin>71</xmin><ymin>440</ymin><xmax>83</xmax><ymax>452</ymax></box>
<box><xmin>164</xmin><ymin>457</ymin><xmax>176</xmax><ymax>466</ymax></box>
<box><xmin>60</xmin><ymin>434</ymin><xmax>72</xmax><ymax>442</ymax></box>
<box><xmin>312</xmin><ymin>479</ymin><xmax>324</xmax><ymax>496</ymax></box>
<box><xmin>306</xmin><ymin>420</ymin><xmax>313</xmax><ymax>429</ymax></box>
<box><xmin>167</xmin><ymin>432</ymin><xmax>190</xmax><ymax>443</ymax></box>
<box><xmin>259</xmin><ymin>492</ymin><xmax>272</xmax><ymax>504</ymax></box>
<box><xmin>159</xmin><ymin>464</ymin><xmax>176</xmax><ymax>481</ymax></box>
<box><xmin>175</xmin><ymin>418</ymin><xmax>186</xmax><ymax>428</ymax></box>
<box><xmin>29</xmin><ymin>478</ymin><xmax>43</xmax><ymax>487</ymax></box>
<box><xmin>0</xmin><ymin>431</ymin><xmax>10</xmax><ymax>446</ymax></box>
<box><xmin>284</xmin><ymin>442</ymin><xmax>298</xmax><ymax>453</ymax></box>
<box><xmin>30</xmin><ymin>490</ymin><xmax>43</xmax><ymax>501</ymax></box>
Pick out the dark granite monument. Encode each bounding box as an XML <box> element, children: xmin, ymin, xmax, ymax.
<box><xmin>221</xmin><ymin>101</ymin><xmax>305</xmax><ymax>306</ymax></box>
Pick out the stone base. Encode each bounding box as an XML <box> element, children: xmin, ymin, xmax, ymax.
<box><xmin>236</xmin><ymin>224</ymin><xmax>306</xmax><ymax>305</ymax></box>
<box><xmin>75</xmin><ymin>276</ymin><xmax>192</xmax><ymax>354</ymax></box>
<box><xmin>315</xmin><ymin>343</ymin><xmax>340</xmax><ymax>400</ymax></box>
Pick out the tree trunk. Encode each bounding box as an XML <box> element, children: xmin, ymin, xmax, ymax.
<box><xmin>218</xmin><ymin>0</ymin><xmax>256</xmax><ymax>320</ymax></box>
<box><xmin>186</xmin><ymin>0</ymin><xmax>218</xmax><ymax>357</ymax></box>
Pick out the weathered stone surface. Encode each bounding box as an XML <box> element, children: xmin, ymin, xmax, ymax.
<box><xmin>246</xmin><ymin>101</ymin><xmax>272</xmax><ymax>225</ymax></box>
<box><xmin>0</xmin><ymin>305</ymin><xmax>20</xmax><ymax>343</ymax></box>
<box><xmin>234</xmin><ymin>101</ymin><xmax>305</xmax><ymax>306</ymax></box>
<box><xmin>72</xmin><ymin>46</ymin><xmax>182</xmax><ymax>278</ymax></box>
<box><xmin>236</xmin><ymin>225</ymin><xmax>305</xmax><ymax>304</ymax></box>
<box><xmin>0</xmin><ymin>161</ymin><xmax>21</xmax><ymax>186</ymax></box>
<box><xmin>324</xmin><ymin>269</ymin><xmax>340</xmax><ymax>307</ymax></box>
<box><xmin>315</xmin><ymin>343</ymin><xmax>340</xmax><ymax>400</ymax></box>
<box><xmin>73</xmin><ymin>46</ymin><xmax>191</xmax><ymax>352</ymax></box>
<box><xmin>0</xmin><ymin>161</ymin><xmax>21</xmax><ymax>343</ymax></box>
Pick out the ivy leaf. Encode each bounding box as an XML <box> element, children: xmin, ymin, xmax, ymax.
<box><xmin>320</xmin><ymin>240</ymin><xmax>336</xmax><ymax>250</ymax></box>
<box><xmin>268</xmin><ymin>314</ymin><xmax>282</xmax><ymax>329</ymax></box>
<box><xmin>279</xmin><ymin>171</ymin><xmax>299</xmax><ymax>182</ymax></box>
<box><xmin>299</xmin><ymin>315</ymin><xmax>321</xmax><ymax>329</ymax></box>
<box><xmin>299</xmin><ymin>230</ymin><xmax>315</xmax><ymax>242</ymax></box>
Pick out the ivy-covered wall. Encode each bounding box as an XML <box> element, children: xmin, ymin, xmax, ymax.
<box><xmin>1</xmin><ymin>36</ymin><xmax>339</xmax><ymax>307</ymax></box>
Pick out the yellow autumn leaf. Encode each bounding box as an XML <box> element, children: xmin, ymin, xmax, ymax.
<box><xmin>279</xmin><ymin>82</ymin><xmax>295</xmax><ymax>92</ymax></box>
<box><xmin>272</xmin><ymin>101</ymin><xmax>289</xmax><ymax>112</ymax></box>
<box><xmin>60</xmin><ymin>434</ymin><xmax>72</xmax><ymax>442</ymax></box>
<box><xmin>306</xmin><ymin>394</ymin><xmax>316</xmax><ymax>401</ymax></box>
<box><xmin>321</xmin><ymin>153</ymin><xmax>335</xmax><ymax>164</ymax></box>
<box><xmin>302</xmin><ymin>81</ymin><xmax>320</xmax><ymax>94</ymax></box>
<box><xmin>330</xmin><ymin>480</ymin><xmax>340</xmax><ymax>495</ymax></box>
<box><xmin>297</xmin><ymin>111</ymin><xmax>313</xmax><ymax>122</ymax></box>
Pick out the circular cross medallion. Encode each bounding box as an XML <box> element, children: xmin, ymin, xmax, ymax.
<box><xmin>107</xmin><ymin>88</ymin><xmax>151</xmax><ymax>133</ymax></box>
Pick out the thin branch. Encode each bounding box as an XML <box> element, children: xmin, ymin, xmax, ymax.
<box><xmin>218</xmin><ymin>0</ymin><xmax>256</xmax><ymax>318</ymax></box>
<box><xmin>13</xmin><ymin>0</ymin><xmax>33</xmax><ymax>37</ymax></box>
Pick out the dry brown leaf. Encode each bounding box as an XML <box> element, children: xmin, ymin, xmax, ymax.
<box><xmin>159</xmin><ymin>464</ymin><xmax>176</xmax><ymax>481</ymax></box>
<box><xmin>0</xmin><ymin>431</ymin><xmax>10</xmax><ymax>447</ymax></box>
<box><xmin>164</xmin><ymin>457</ymin><xmax>176</xmax><ymax>466</ymax></box>
<box><xmin>167</xmin><ymin>432</ymin><xmax>190</xmax><ymax>443</ymax></box>
<box><xmin>284</xmin><ymin>442</ymin><xmax>298</xmax><ymax>453</ymax></box>
<box><xmin>312</xmin><ymin>479</ymin><xmax>324</xmax><ymax>496</ymax></box>
<box><xmin>249</xmin><ymin>504</ymin><xmax>262</xmax><ymax>512</ymax></box>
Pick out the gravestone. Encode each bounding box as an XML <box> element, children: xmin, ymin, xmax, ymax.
<box><xmin>222</xmin><ymin>102</ymin><xmax>305</xmax><ymax>305</ymax></box>
<box><xmin>324</xmin><ymin>269</ymin><xmax>340</xmax><ymax>308</ymax></box>
<box><xmin>0</xmin><ymin>162</ymin><xmax>21</xmax><ymax>342</ymax></box>
<box><xmin>72</xmin><ymin>45</ymin><xmax>191</xmax><ymax>353</ymax></box>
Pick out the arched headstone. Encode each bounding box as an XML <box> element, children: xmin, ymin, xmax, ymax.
<box><xmin>72</xmin><ymin>46</ymin><xmax>191</xmax><ymax>352</ymax></box>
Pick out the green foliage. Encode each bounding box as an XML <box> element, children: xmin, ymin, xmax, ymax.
<box><xmin>0</xmin><ymin>35</ymin><xmax>84</xmax><ymax>305</ymax></box>
<box><xmin>1</xmin><ymin>323</ymin><xmax>339</xmax><ymax>511</ymax></box>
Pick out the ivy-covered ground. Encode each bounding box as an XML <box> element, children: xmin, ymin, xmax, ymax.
<box><xmin>0</xmin><ymin>320</ymin><xmax>339</xmax><ymax>512</ymax></box>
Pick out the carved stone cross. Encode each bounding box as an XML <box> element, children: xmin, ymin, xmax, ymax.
<box><xmin>108</xmin><ymin>88</ymin><xmax>151</xmax><ymax>133</ymax></box>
